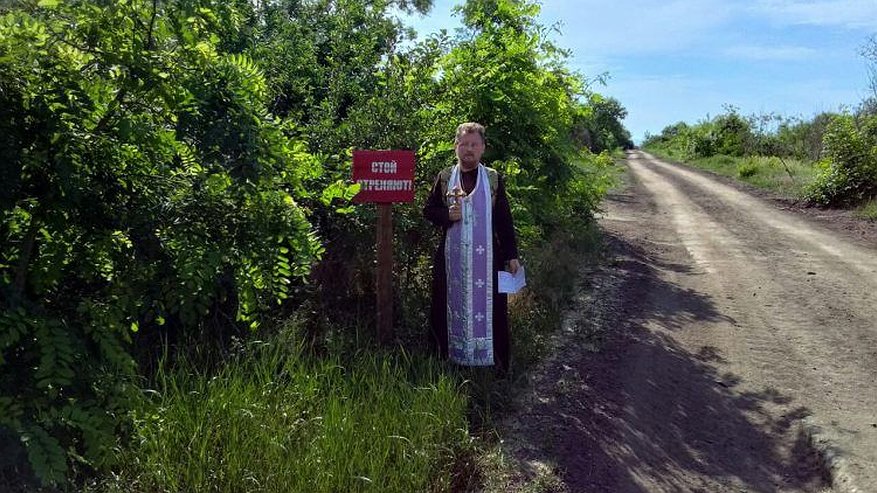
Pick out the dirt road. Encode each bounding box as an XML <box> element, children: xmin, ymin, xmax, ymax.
<box><xmin>502</xmin><ymin>151</ymin><xmax>877</xmax><ymax>492</ymax></box>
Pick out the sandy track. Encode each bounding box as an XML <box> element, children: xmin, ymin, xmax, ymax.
<box><xmin>502</xmin><ymin>151</ymin><xmax>877</xmax><ymax>492</ymax></box>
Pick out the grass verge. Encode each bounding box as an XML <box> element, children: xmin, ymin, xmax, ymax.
<box><xmin>644</xmin><ymin>146</ymin><xmax>818</xmax><ymax>199</ymax></box>
<box><xmin>855</xmin><ymin>199</ymin><xmax>877</xmax><ymax>221</ymax></box>
<box><xmin>91</xmin><ymin>332</ymin><xmax>471</xmax><ymax>493</ymax></box>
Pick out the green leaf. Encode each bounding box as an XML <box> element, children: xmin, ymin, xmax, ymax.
<box><xmin>24</xmin><ymin>425</ymin><xmax>67</xmax><ymax>486</ymax></box>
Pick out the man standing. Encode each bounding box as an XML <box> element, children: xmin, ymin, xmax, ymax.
<box><xmin>423</xmin><ymin>122</ymin><xmax>520</xmax><ymax>373</ymax></box>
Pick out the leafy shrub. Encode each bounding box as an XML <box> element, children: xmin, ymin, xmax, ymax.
<box><xmin>686</xmin><ymin>123</ymin><xmax>717</xmax><ymax>158</ymax></box>
<box><xmin>775</xmin><ymin>113</ymin><xmax>834</xmax><ymax>161</ymax></box>
<box><xmin>0</xmin><ymin>2</ymin><xmax>340</xmax><ymax>485</ymax></box>
<box><xmin>806</xmin><ymin>114</ymin><xmax>877</xmax><ymax>206</ymax></box>
<box><xmin>292</xmin><ymin>0</ymin><xmax>624</xmax><ymax>346</ymax></box>
<box><xmin>712</xmin><ymin>111</ymin><xmax>751</xmax><ymax>157</ymax></box>
<box><xmin>737</xmin><ymin>160</ymin><xmax>761</xmax><ymax>178</ymax></box>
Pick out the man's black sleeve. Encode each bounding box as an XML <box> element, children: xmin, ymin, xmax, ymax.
<box><xmin>423</xmin><ymin>174</ymin><xmax>452</xmax><ymax>228</ymax></box>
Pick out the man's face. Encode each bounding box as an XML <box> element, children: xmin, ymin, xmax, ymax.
<box><xmin>455</xmin><ymin>131</ymin><xmax>485</xmax><ymax>170</ymax></box>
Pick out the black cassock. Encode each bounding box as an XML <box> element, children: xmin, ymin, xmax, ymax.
<box><xmin>422</xmin><ymin>167</ymin><xmax>519</xmax><ymax>372</ymax></box>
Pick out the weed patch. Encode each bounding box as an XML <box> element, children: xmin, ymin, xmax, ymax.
<box><xmin>646</xmin><ymin>148</ymin><xmax>817</xmax><ymax>199</ymax></box>
<box><xmin>92</xmin><ymin>336</ymin><xmax>470</xmax><ymax>493</ymax></box>
<box><xmin>855</xmin><ymin>199</ymin><xmax>877</xmax><ymax>221</ymax></box>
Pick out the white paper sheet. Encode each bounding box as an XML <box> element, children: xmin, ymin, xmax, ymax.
<box><xmin>498</xmin><ymin>266</ymin><xmax>526</xmax><ymax>294</ymax></box>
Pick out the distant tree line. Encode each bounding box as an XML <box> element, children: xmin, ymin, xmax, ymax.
<box><xmin>644</xmin><ymin>35</ymin><xmax>877</xmax><ymax>209</ymax></box>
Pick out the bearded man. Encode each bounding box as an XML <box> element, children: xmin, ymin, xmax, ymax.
<box><xmin>423</xmin><ymin>122</ymin><xmax>520</xmax><ymax>373</ymax></box>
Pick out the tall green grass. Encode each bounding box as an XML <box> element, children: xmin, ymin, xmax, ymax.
<box><xmin>95</xmin><ymin>334</ymin><xmax>470</xmax><ymax>493</ymax></box>
<box><xmin>855</xmin><ymin>199</ymin><xmax>877</xmax><ymax>221</ymax></box>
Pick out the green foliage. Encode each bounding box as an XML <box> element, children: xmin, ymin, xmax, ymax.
<box><xmin>737</xmin><ymin>159</ymin><xmax>761</xmax><ymax>178</ymax></box>
<box><xmin>644</xmin><ymin>40</ymin><xmax>877</xmax><ymax>209</ymax></box>
<box><xmin>0</xmin><ymin>308</ymin><xmax>125</xmax><ymax>486</ymax></box>
<box><xmin>1</xmin><ymin>0</ymin><xmax>628</xmax><ymax>488</ymax></box>
<box><xmin>434</xmin><ymin>0</ymin><xmax>617</xmax><ymax>235</ymax></box>
<box><xmin>576</xmin><ymin>94</ymin><xmax>633</xmax><ymax>152</ymax></box>
<box><xmin>643</xmin><ymin>108</ymin><xmax>868</xmax><ymax>202</ymax></box>
<box><xmin>803</xmin><ymin>37</ymin><xmax>877</xmax><ymax>206</ymax></box>
<box><xmin>645</xmin><ymin>149</ymin><xmax>817</xmax><ymax>199</ymax></box>
<box><xmin>0</xmin><ymin>0</ymin><xmax>325</xmax><ymax>485</ymax></box>
<box><xmin>711</xmin><ymin>110</ymin><xmax>751</xmax><ymax>157</ymax></box>
<box><xmin>261</xmin><ymin>0</ymin><xmax>624</xmax><ymax>345</ymax></box>
<box><xmin>806</xmin><ymin>113</ymin><xmax>877</xmax><ymax>206</ymax></box>
<box><xmin>772</xmin><ymin>113</ymin><xmax>834</xmax><ymax>161</ymax></box>
<box><xmin>646</xmin><ymin>111</ymin><xmax>838</xmax><ymax>165</ymax></box>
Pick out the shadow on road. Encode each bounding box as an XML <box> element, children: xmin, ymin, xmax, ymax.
<box><xmin>508</xmin><ymin>233</ymin><xmax>827</xmax><ymax>492</ymax></box>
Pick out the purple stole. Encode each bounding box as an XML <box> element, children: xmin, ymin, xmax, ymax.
<box><xmin>445</xmin><ymin>164</ymin><xmax>494</xmax><ymax>366</ymax></box>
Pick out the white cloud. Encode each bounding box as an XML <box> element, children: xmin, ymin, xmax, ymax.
<box><xmin>723</xmin><ymin>44</ymin><xmax>820</xmax><ymax>60</ymax></box>
<box><xmin>751</xmin><ymin>0</ymin><xmax>877</xmax><ymax>30</ymax></box>
<box><xmin>540</xmin><ymin>0</ymin><xmax>737</xmax><ymax>56</ymax></box>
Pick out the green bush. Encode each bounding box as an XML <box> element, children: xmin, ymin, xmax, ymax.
<box><xmin>806</xmin><ymin>114</ymin><xmax>877</xmax><ymax>206</ymax></box>
<box><xmin>687</xmin><ymin>123</ymin><xmax>717</xmax><ymax>158</ymax></box>
<box><xmin>775</xmin><ymin>113</ymin><xmax>834</xmax><ymax>161</ymax></box>
<box><xmin>0</xmin><ymin>2</ymin><xmax>333</xmax><ymax>485</ymax></box>
<box><xmin>737</xmin><ymin>159</ymin><xmax>761</xmax><ymax>178</ymax></box>
<box><xmin>712</xmin><ymin>111</ymin><xmax>751</xmax><ymax>157</ymax></box>
<box><xmin>646</xmin><ymin>109</ymin><xmax>786</xmax><ymax>161</ymax></box>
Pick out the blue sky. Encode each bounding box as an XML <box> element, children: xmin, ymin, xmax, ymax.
<box><xmin>400</xmin><ymin>0</ymin><xmax>877</xmax><ymax>143</ymax></box>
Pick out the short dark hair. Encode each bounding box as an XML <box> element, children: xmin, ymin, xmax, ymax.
<box><xmin>454</xmin><ymin>122</ymin><xmax>486</xmax><ymax>144</ymax></box>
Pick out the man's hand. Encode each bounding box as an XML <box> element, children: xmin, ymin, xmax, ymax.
<box><xmin>507</xmin><ymin>258</ymin><xmax>520</xmax><ymax>274</ymax></box>
<box><xmin>448</xmin><ymin>203</ymin><xmax>462</xmax><ymax>222</ymax></box>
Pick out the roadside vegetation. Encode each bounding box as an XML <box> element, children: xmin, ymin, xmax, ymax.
<box><xmin>0</xmin><ymin>0</ymin><xmax>629</xmax><ymax>491</ymax></box>
<box><xmin>856</xmin><ymin>199</ymin><xmax>877</xmax><ymax>220</ymax></box>
<box><xmin>91</xmin><ymin>334</ymin><xmax>471</xmax><ymax>493</ymax></box>
<box><xmin>644</xmin><ymin>38</ymin><xmax>877</xmax><ymax>214</ymax></box>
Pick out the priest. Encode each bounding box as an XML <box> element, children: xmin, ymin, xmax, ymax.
<box><xmin>423</xmin><ymin>122</ymin><xmax>520</xmax><ymax>373</ymax></box>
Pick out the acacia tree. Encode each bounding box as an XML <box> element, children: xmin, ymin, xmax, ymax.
<box><xmin>432</xmin><ymin>0</ymin><xmax>616</xmax><ymax>237</ymax></box>
<box><xmin>577</xmin><ymin>94</ymin><xmax>632</xmax><ymax>152</ymax></box>
<box><xmin>212</xmin><ymin>0</ymin><xmax>625</xmax><ymax>344</ymax></box>
<box><xmin>227</xmin><ymin>0</ymin><xmax>445</xmax><ymax>337</ymax></box>
<box><xmin>0</xmin><ymin>0</ymin><xmax>337</xmax><ymax>484</ymax></box>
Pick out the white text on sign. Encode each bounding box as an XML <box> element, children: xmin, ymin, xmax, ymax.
<box><xmin>371</xmin><ymin>161</ymin><xmax>398</xmax><ymax>174</ymax></box>
<box><xmin>357</xmin><ymin>179</ymin><xmax>413</xmax><ymax>191</ymax></box>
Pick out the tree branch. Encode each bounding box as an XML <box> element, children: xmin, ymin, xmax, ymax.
<box><xmin>92</xmin><ymin>86</ymin><xmax>128</xmax><ymax>135</ymax></box>
<box><xmin>147</xmin><ymin>0</ymin><xmax>159</xmax><ymax>51</ymax></box>
<box><xmin>11</xmin><ymin>210</ymin><xmax>40</xmax><ymax>307</ymax></box>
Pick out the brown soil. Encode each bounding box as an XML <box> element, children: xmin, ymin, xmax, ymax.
<box><xmin>497</xmin><ymin>151</ymin><xmax>877</xmax><ymax>492</ymax></box>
